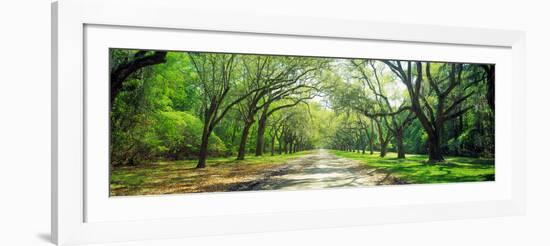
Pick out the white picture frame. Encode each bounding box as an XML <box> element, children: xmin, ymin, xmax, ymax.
<box><xmin>52</xmin><ymin>0</ymin><xmax>526</xmax><ymax>245</ymax></box>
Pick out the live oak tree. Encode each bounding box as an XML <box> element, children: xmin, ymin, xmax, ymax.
<box><xmin>481</xmin><ymin>64</ymin><xmax>495</xmax><ymax>112</ymax></box>
<box><xmin>345</xmin><ymin>114</ymin><xmax>372</xmax><ymax>154</ymax></box>
<box><xmin>254</xmin><ymin>91</ymin><xmax>319</xmax><ymax>156</ymax></box>
<box><xmin>272</xmin><ymin>105</ymin><xmax>316</xmax><ymax>154</ymax></box>
<box><xmin>357</xmin><ymin>115</ymin><xmax>375</xmax><ymax>155</ymax></box>
<box><xmin>188</xmin><ymin>53</ymin><xmax>279</xmax><ymax>168</ymax></box>
<box><xmin>108</xmin><ymin>49</ymin><xmax>495</xmax><ymax>169</ymax></box>
<box><xmin>110</xmin><ymin>50</ymin><xmax>167</xmax><ymax>104</ymax></box>
<box><xmin>235</xmin><ymin>56</ymin><xmax>322</xmax><ymax>160</ymax></box>
<box><xmin>234</xmin><ymin>56</ymin><xmax>274</xmax><ymax>160</ymax></box>
<box><xmin>188</xmin><ymin>53</ymin><xmax>237</xmax><ymax>168</ymax></box>
<box><xmin>109</xmin><ymin>50</ymin><xmax>172</xmax><ymax>166</ymax></box>
<box><xmin>382</xmin><ymin>60</ymin><xmax>485</xmax><ymax>162</ymax></box>
<box><xmin>266</xmin><ymin>111</ymin><xmax>295</xmax><ymax>156</ymax></box>
<box><xmin>351</xmin><ymin>60</ymin><xmax>415</xmax><ymax>158</ymax></box>
<box><xmin>253</xmin><ymin>58</ymin><xmax>327</xmax><ymax>157</ymax></box>
<box><xmin>327</xmin><ymin>60</ymin><xmax>411</xmax><ymax>158</ymax></box>
<box><xmin>331</xmin><ymin>123</ymin><xmax>362</xmax><ymax>152</ymax></box>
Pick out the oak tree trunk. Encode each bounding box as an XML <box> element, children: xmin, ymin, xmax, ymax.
<box><xmin>196</xmin><ymin>123</ymin><xmax>212</xmax><ymax>168</ymax></box>
<box><xmin>483</xmin><ymin>64</ymin><xmax>495</xmax><ymax>113</ymax></box>
<box><xmin>369</xmin><ymin>121</ymin><xmax>374</xmax><ymax>155</ymax></box>
<box><xmin>396</xmin><ymin>130</ymin><xmax>405</xmax><ymax>159</ymax></box>
<box><xmin>278</xmin><ymin>138</ymin><xmax>283</xmax><ymax>154</ymax></box>
<box><xmin>427</xmin><ymin>133</ymin><xmax>445</xmax><ymax>162</ymax></box>
<box><xmin>270</xmin><ymin>136</ymin><xmax>276</xmax><ymax>156</ymax></box>
<box><xmin>380</xmin><ymin>143</ymin><xmax>387</xmax><ymax>158</ymax></box>
<box><xmin>288</xmin><ymin>141</ymin><xmax>293</xmax><ymax>154</ymax></box>
<box><xmin>255</xmin><ymin>113</ymin><xmax>267</xmax><ymax>156</ymax></box>
<box><xmin>375</xmin><ymin>120</ymin><xmax>388</xmax><ymax>158</ymax></box>
<box><xmin>237</xmin><ymin>121</ymin><xmax>254</xmax><ymax>160</ymax></box>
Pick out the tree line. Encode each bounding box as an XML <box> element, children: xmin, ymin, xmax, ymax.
<box><xmin>110</xmin><ymin>50</ymin><xmax>327</xmax><ymax>168</ymax></box>
<box><xmin>109</xmin><ymin>49</ymin><xmax>495</xmax><ymax>169</ymax></box>
<box><xmin>326</xmin><ymin>59</ymin><xmax>494</xmax><ymax>162</ymax></box>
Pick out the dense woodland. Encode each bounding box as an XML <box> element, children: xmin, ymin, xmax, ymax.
<box><xmin>109</xmin><ymin>49</ymin><xmax>494</xmax><ymax>169</ymax></box>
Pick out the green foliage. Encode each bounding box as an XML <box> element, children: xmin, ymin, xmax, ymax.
<box><xmin>403</xmin><ymin>120</ymin><xmax>427</xmax><ymax>154</ymax></box>
<box><xmin>324</xmin><ymin>60</ymin><xmax>494</xmax><ymax>158</ymax></box>
<box><xmin>109</xmin><ymin>48</ymin><xmax>494</xmax><ymax>168</ymax></box>
<box><xmin>109</xmin><ymin>49</ymin><xmax>227</xmax><ymax>165</ymax></box>
<box><xmin>155</xmin><ymin>111</ymin><xmax>227</xmax><ymax>159</ymax></box>
<box><xmin>108</xmin><ymin>47</ymin><xmax>497</xmax><ymax>196</ymax></box>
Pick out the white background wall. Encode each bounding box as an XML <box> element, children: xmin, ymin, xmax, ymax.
<box><xmin>0</xmin><ymin>0</ymin><xmax>548</xmax><ymax>245</ymax></box>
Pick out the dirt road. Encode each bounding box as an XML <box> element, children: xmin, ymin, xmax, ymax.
<box><xmin>230</xmin><ymin>149</ymin><xmax>399</xmax><ymax>191</ymax></box>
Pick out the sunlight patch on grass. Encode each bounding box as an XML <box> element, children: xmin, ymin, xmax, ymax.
<box><xmin>329</xmin><ymin>150</ymin><xmax>495</xmax><ymax>184</ymax></box>
<box><xmin>110</xmin><ymin>151</ymin><xmax>314</xmax><ymax>196</ymax></box>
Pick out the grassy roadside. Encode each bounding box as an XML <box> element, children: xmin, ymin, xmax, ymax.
<box><xmin>110</xmin><ymin>150</ymin><xmax>314</xmax><ymax>196</ymax></box>
<box><xmin>329</xmin><ymin>150</ymin><xmax>495</xmax><ymax>184</ymax></box>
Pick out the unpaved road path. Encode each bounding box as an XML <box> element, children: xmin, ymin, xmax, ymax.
<box><xmin>231</xmin><ymin>149</ymin><xmax>400</xmax><ymax>191</ymax></box>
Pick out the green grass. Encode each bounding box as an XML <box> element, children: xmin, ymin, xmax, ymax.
<box><xmin>329</xmin><ymin>150</ymin><xmax>495</xmax><ymax>184</ymax></box>
<box><xmin>110</xmin><ymin>149</ymin><xmax>495</xmax><ymax>196</ymax></box>
<box><xmin>110</xmin><ymin>150</ymin><xmax>314</xmax><ymax>195</ymax></box>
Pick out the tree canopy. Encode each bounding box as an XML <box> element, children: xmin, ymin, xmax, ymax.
<box><xmin>109</xmin><ymin>49</ymin><xmax>495</xmax><ymax>168</ymax></box>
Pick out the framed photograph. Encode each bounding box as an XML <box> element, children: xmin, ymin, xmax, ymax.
<box><xmin>52</xmin><ymin>0</ymin><xmax>526</xmax><ymax>245</ymax></box>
